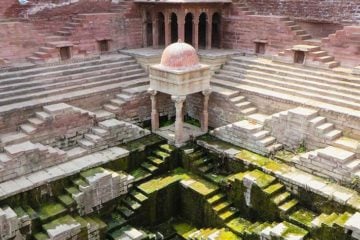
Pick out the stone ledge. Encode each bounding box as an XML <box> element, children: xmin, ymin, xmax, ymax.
<box><xmin>197</xmin><ymin>139</ymin><xmax>360</xmax><ymax>212</ymax></box>
<box><xmin>0</xmin><ymin>147</ymin><xmax>129</xmax><ymax>201</ymax></box>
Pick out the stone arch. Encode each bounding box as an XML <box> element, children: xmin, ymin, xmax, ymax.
<box><xmin>171</xmin><ymin>12</ymin><xmax>178</xmax><ymax>43</ymax></box>
<box><xmin>198</xmin><ymin>12</ymin><xmax>207</xmax><ymax>49</ymax></box>
<box><xmin>212</xmin><ymin>12</ymin><xmax>221</xmax><ymax>48</ymax></box>
<box><xmin>145</xmin><ymin>11</ymin><xmax>153</xmax><ymax>47</ymax></box>
<box><xmin>157</xmin><ymin>12</ymin><xmax>165</xmax><ymax>46</ymax></box>
<box><xmin>185</xmin><ymin>12</ymin><xmax>194</xmax><ymax>45</ymax></box>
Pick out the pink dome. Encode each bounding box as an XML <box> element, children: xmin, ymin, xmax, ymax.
<box><xmin>160</xmin><ymin>41</ymin><xmax>200</xmax><ymax>70</ymax></box>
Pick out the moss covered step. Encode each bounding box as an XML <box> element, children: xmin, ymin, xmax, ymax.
<box><xmin>130</xmin><ymin>190</ymin><xmax>148</xmax><ymax>203</ymax></box>
<box><xmin>57</xmin><ymin>193</ymin><xmax>76</xmax><ymax>209</ymax></box>
<box><xmin>289</xmin><ymin>209</ymin><xmax>316</xmax><ymax>230</ymax></box>
<box><xmin>147</xmin><ymin>156</ymin><xmax>165</xmax><ymax>166</ymax></box>
<box><xmin>153</xmin><ymin>149</ymin><xmax>171</xmax><ymax>160</ymax></box>
<box><xmin>172</xmin><ymin>221</ymin><xmax>198</xmax><ymax>239</ymax></box>
<box><xmin>105</xmin><ymin>212</ymin><xmax>128</xmax><ymax>233</ymax></box>
<box><xmin>122</xmin><ymin>196</ymin><xmax>142</xmax><ymax>211</ymax></box>
<box><xmin>311</xmin><ymin>212</ymin><xmax>353</xmax><ymax>240</ymax></box>
<box><xmin>207</xmin><ymin>193</ymin><xmax>226</xmax><ymax>206</ymax></box>
<box><xmin>188</xmin><ymin>228</ymin><xmax>239</xmax><ymax>240</ymax></box>
<box><xmin>212</xmin><ymin>201</ymin><xmax>231</xmax><ymax>213</ymax></box>
<box><xmin>264</xmin><ymin>183</ymin><xmax>286</xmax><ymax>197</ymax></box>
<box><xmin>268</xmin><ymin>221</ymin><xmax>308</xmax><ymax>240</ymax></box>
<box><xmin>108</xmin><ymin>225</ymin><xmax>148</xmax><ymax>240</ymax></box>
<box><xmin>226</xmin><ymin>217</ymin><xmax>252</xmax><ymax>235</ymax></box>
<box><xmin>41</xmin><ymin>215</ymin><xmax>82</xmax><ymax>239</ymax></box>
<box><xmin>271</xmin><ymin>192</ymin><xmax>292</xmax><ymax>206</ymax></box>
<box><xmin>38</xmin><ymin>202</ymin><xmax>67</xmax><ymax>223</ymax></box>
<box><xmin>218</xmin><ymin>207</ymin><xmax>239</xmax><ymax>222</ymax></box>
<box><xmin>141</xmin><ymin>161</ymin><xmax>159</xmax><ymax>173</ymax></box>
<box><xmin>130</xmin><ymin>167</ymin><xmax>152</xmax><ymax>183</ymax></box>
<box><xmin>198</xmin><ymin>163</ymin><xmax>214</xmax><ymax>174</ymax></box>
<box><xmin>159</xmin><ymin>144</ymin><xmax>177</xmax><ymax>154</ymax></box>
<box><xmin>117</xmin><ymin>205</ymin><xmax>134</xmax><ymax>219</ymax></box>
<box><xmin>279</xmin><ymin>199</ymin><xmax>299</xmax><ymax>215</ymax></box>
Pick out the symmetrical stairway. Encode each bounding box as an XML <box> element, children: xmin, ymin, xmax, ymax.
<box><xmin>211</xmin><ymin>56</ymin><xmax>360</xmax><ymax>111</ymax></box>
<box><xmin>0</xmin><ymin>54</ymin><xmax>148</xmax><ymax>114</ymax></box>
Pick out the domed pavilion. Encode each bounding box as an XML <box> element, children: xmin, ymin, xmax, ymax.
<box><xmin>148</xmin><ymin>40</ymin><xmax>211</xmax><ymax>146</ymax></box>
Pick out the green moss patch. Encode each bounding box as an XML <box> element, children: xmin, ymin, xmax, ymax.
<box><xmin>38</xmin><ymin>202</ymin><xmax>67</xmax><ymax>222</ymax></box>
<box><xmin>289</xmin><ymin>209</ymin><xmax>316</xmax><ymax>229</ymax></box>
<box><xmin>236</xmin><ymin>150</ymin><xmax>270</xmax><ymax>167</ymax></box>
<box><xmin>245</xmin><ymin>169</ymin><xmax>276</xmax><ymax>189</ymax></box>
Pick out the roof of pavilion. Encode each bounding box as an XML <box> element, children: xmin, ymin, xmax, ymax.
<box><xmin>134</xmin><ymin>0</ymin><xmax>231</xmax><ymax>3</ymax></box>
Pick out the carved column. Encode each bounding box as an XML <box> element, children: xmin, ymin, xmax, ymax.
<box><xmin>149</xmin><ymin>89</ymin><xmax>159</xmax><ymax>131</ymax></box>
<box><xmin>178</xmin><ymin>12</ymin><xmax>185</xmax><ymax>42</ymax></box>
<box><xmin>206</xmin><ymin>14</ymin><xmax>212</xmax><ymax>49</ymax></box>
<box><xmin>201</xmin><ymin>89</ymin><xmax>211</xmax><ymax>132</ymax></box>
<box><xmin>152</xmin><ymin>16</ymin><xmax>159</xmax><ymax>48</ymax></box>
<box><xmin>193</xmin><ymin>14</ymin><xmax>199</xmax><ymax>50</ymax></box>
<box><xmin>165</xmin><ymin>12</ymin><xmax>171</xmax><ymax>46</ymax></box>
<box><xmin>172</xmin><ymin>95</ymin><xmax>186</xmax><ymax>146</ymax></box>
<box><xmin>142</xmin><ymin>9</ymin><xmax>148</xmax><ymax>47</ymax></box>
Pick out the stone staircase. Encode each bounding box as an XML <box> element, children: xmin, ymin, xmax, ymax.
<box><xmin>279</xmin><ymin>17</ymin><xmax>312</xmax><ymax>41</ymax></box>
<box><xmin>211</xmin><ymin>56</ymin><xmax>360</xmax><ymax>111</ymax></box>
<box><xmin>130</xmin><ymin>144</ymin><xmax>176</xmax><ymax>184</ymax></box>
<box><xmin>103</xmin><ymin>84</ymin><xmax>150</xmax><ymax>113</ymax></box>
<box><xmin>0</xmin><ymin>54</ymin><xmax>148</xmax><ymax>115</ymax></box>
<box><xmin>267</xmin><ymin>106</ymin><xmax>360</xmax><ymax>183</ymax></box>
<box><xmin>182</xmin><ymin>227</ymin><xmax>238</xmax><ymax>239</ymax></box>
<box><xmin>77</xmin><ymin>118</ymin><xmax>150</xmax><ymax>152</ymax></box>
<box><xmin>210</xmin><ymin>119</ymin><xmax>282</xmax><ymax>156</ymax></box>
<box><xmin>206</xmin><ymin>192</ymin><xmax>239</xmax><ymax>225</ymax></box>
<box><xmin>27</xmin><ymin>15</ymin><xmax>86</xmax><ymax>64</ymax></box>
<box><xmin>293</xmin><ymin>146</ymin><xmax>360</xmax><ymax>182</ymax></box>
<box><xmin>276</xmin><ymin>45</ymin><xmax>340</xmax><ymax>69</ymax></box>
<box><xmin>105</xmin><ymin>188</ymin><xmax>149</xmax><ymax>236</ymax></box>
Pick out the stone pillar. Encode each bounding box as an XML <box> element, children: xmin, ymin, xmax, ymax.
<box><xmin>206</xmin><ymin>16</ymin><xmax>212</xmax><ymax>49</ymax></box>
<box><xmin>152</xmin><ymin>16</ymin><xmax>159</xmax><ymax>48</ymax></box>
<box><xmin>172</xmin><ymin>95</ymin><xmax>186</xmax><ymax>146</ymax></box>
<box><xmin>149</xmin><ymin>89</ymin><xmax>159</xmax><ymax>131</ymax></box>
<box><xmin>165</xmin><ymin>13</ymin><xmax>171</xmax><ymax>46</ymax></box>
<box><xmin>142</xmin><ymin>10</ymin><xmax>148</xmax><ymax>47</ymax></box>
<box><xmin>178</xmin><ymin>13</ymin><xmax>185</xmax><ymax>42</ymax></box>
<box><xmin>201</xmin><ymin>89</ymin><xmax>211</xmax><ymax>132</ymax></box>
<box><xmin>193</xmin><ymin>15</ymin><xmax>199</xmax><ymax>50</ymax></box>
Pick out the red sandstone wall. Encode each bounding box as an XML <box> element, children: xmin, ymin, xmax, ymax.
<box><xmin>241</xmin><ymin>0</ymin><xmax>360</xmax><ymax>24</ymax></box>
<box><xmin>68</xmin><ymin>12</ymin><xmax>142</xmax><ymax>55</ymax></box>
<box><xmin>322</xmin><ymin>26</ymin><xmax>360</xmax><ymax>68</ymax></box>
<box><xmin>222</xmin><ymin>12</ymin><xmax>298</xmax><ymax>55</ymax></box>
<box><xmin>0</xmin><ymin>21</ymin><xmax>46</xmax><ymax>62</ymax></box>
<box><xmin>1</xmin><ymin>0</ymin><xmax>113</xmax><ymax>18</ymax></box>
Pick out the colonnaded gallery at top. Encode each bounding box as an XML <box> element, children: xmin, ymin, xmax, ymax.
<box><xmin>0</xmin><ymin>0</ymin><xmax>359</xmax><ymax>239</ymax></box>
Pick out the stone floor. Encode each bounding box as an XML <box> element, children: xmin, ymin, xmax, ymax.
<box><xmin>155</xmin><ymin>123</ymin><xmax>206</xmax><ymax>145</ymax></box>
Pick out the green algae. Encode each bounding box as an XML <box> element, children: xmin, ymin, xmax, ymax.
<box><xmin>43</xmin><ymin>215</ymin><xmax>78</xmax><ymax>231</ymax></box>
<box><xmin>280</xmin><ymin>221</ymin><xmax>308</xmax><ymax>238</ymax></box>
<box><xmin>236</xmin><ymin>150</ymin><xmax>270</xmax><ymax>167</ymax></box>
<box><xmin>80</xmin><ymin>167</ymin><xmax>104</xmax><ymax>178</ymax></box>
<box><xmin>38</xmin><ymin>202</ymin><xmax>67</xmax><ymax>222</ymax></box>
<box><xmin>172</xmin><ymin>221</ymin><xmax>196</xmax><ymax>236</ymax></box>
<box><xmin>245</xmin><ymin>169</ymin><xmax>276</xmax><ymax>189</ymax></box>
<box><xmin>138</xmin><ymin>171</ymin><xmax>190</xmax><ymax>195</ymax></box>
<box><xmin>226</xmin><ymin>217</ymin><xmax>251</xmax><ymax>235</ymax></box>
<box><xmin>216</xmin><ymin>229</ymin><xmax>241</xmax><ymax>240</ymax></box>
<box><xmin>289</xmin><ymin>209</ymin><xmax>316</xmax><ymax>229</ymax></box>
